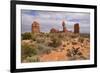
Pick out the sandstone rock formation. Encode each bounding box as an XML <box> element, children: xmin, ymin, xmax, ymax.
<box><xmin>31</xmin><ymin>21</ymin><xmax>80</xmax><ymax>34</ymax></box>
<box><xmin>62</xmin><ymin>21</ymin><xmax>67</xmax><ymax>32</ymax></box>
<box><xmin>50</xmin><ymin>21</ymin><xmax>67</xmax><ymax>33</ymax></box>
<box><xmin>50</xmin><ymin>28</ymin><xmax>59</xmax><ymax>33</ymax></box>
<box><xmin>74</xmin><ymin>23</ymin><xmax>80</xmax><ymax>33</ymax></box>
<box><xmin>32</xmin><ymin>21</ymin><xmax>40</xmax><ymax>33</ymax></box>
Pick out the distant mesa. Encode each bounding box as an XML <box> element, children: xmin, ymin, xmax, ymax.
<box><xmin>31</xmin><ymin>20</ymin><xmax>80</xmax><ymax>34</ymax></box>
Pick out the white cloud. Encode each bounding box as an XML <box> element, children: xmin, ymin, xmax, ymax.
<box><xmin>21</xmin><ymin>10</ymin><xmax>90</xmax><ymax>33</ymax></box>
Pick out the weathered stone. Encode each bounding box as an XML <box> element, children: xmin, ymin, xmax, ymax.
<box><xmin>50</xmin><ymin>21</ymin><xmax>68</xmax><ymax>33</ymax></box>
<box><xmin>62</xmin><ymin>21</ymin><xmax>67</xmax><ymax>32</ymax></box>
<box><xmin>32</xmin><ymin>21</ymin><xmax>40</xmax><ymax>33</ymax></box>
<box><xmin>74</xmin><ymin>23</ymin><xmax>80</xmax><ymax>33</ymax></box>
<box><xmin>50</xmin><ymin>28</ymin><xmax>59</xmax><ymax>33</ymax></box>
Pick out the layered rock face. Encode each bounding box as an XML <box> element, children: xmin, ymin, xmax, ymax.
<box><xmin>74</xmin><ymin>23</ymin><xmax>80</xmax><ymax>33</ymax></box>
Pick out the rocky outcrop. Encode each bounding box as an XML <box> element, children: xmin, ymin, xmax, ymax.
<box><xmin>50</xmin><ymin>21</ymin><xmax>67</xmax><ymax>33</ymax></box>
<box><xmin>50</xmin><ymin>28</ymin><xmax>59</xmax><ymax>33</ymax></box>
<box><xmin>32</xmin><ymin>21</ymin><xmax>40</xmax><ymax>33</ymax></box>
<box><xmin>74</xmin><ymin>23</ymin><xmax>80</xmax><ymax>33</ymax></box>
<box><xmin>62</xmin><ymin>21</ymin><xmax>67</xmax><ymax>32</ymax></box>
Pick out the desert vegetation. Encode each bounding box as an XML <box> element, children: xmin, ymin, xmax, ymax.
<box><xmin>21</xmin><ymin>32</ymin><xmax>90</xmax><ymax>63</ymax></box>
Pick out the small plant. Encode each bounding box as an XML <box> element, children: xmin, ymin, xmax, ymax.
<box><xmin>25</xmin><ymin>56</ymin><xmax>40</xmax><ymax>62</ymax></box>
<box><xmin>66</xmin><ymin>49</ymin><xmax>72</xmax><ymax>57</ymax></box>
<box><xmin>44</xmin><ymin>49</ymin><xmax>51</xmax><ymax>54</ymax></box>
<box><xmin>78</xmin><ymin>37</ymin><xmax>84</xmax><ymax>43</ymax></box>
<box><xmin>58</xmin><ymin>34</ymin><xmax>64</xmax><ymax>38</ymax></box>
<box><xmin>31</xmin><ymin>33</ymin><xmax>36</xmax><ymax>41</ymax></box>
<box><xmin>36</xmin><ymin>38</ymin><xmax>45</xmax><ymax>43</ymax></box>
<box><xmin>45</xmin><ymin>33</ymin><xmax>50</xmax><ymax>37</ymax></box>
<box><xmin>67</xmin><ymin>42</ymin><xmax>70</xmax><ymax>45</ymax></box>
<box><xmin>66</xmin><ymin>47</ymin><xmax>82</xmax><ymax>58</ymax></box>
<box><xmin>71</xmin><ymin>35</ymin><xmax>77</xmax><ymax>38</ymax></box>
<box><xmin>80</xmin><ymin>33</ymin><xmax>90</xmax><ymax>38</ymax></box>
<box><xmin>36</xmin><ymin>44</ymin><xmax>51</xmax><ymax>55</ymax></box>
<box><xmin>48</xmin><ymin>37</ymin><xmax>61</xmax><ymax>48</ymax></box>
<box><xmin>66</xmin><ymin>47</ymin><xmax>89</xmax><ymax>60</ymax></box>
<box><xmin>52</xmin><ymin>48</ymin><xmax>58</xmax><ymax>52</ymax></box>
<box><xmin>72</xmin><ymin>42</ymin><xmax>77</xmax><ymax>45</ymax></box>
<box><xmin>63</xmin><ymin>44</ymin><xmax>66</xmax><ymax>47</ymax></box>
<box><xmin>22</xmin><ymin>32</ymin><xmax>32</xmax><ymax>40</ymax></box>
<box><xmin>21</xmin><ymin>43</ymin><xmax>38</xmax><ymax>61</ymax></box>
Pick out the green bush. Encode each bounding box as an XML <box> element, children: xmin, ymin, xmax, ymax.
<box><xmin>31</xmin><ymin>34</ymin><xmax>36</xmax><ymax>41</ymax></box>
<box><xmin>25</xmin><ymin>56</ymin><xmax>40</xmax><ymax>62</ymax></box>
<box><xmin>66</xmin><ymin>47</ymin><xmax>84</xmax><ymax>60</ymax></box>
<box><xmin>22</xmin><ymin>32</ymin><xmax>32</xmax><ymax>40</ymax></box>
<box><xmin>78</xmin><ymin>37</ymin><xmax>84</xmax><ymax>43</ymax></box>
<box><xmin>36</xmin><ymin>44</ymin><xmax>51</xmax><ymax>55</ymax></box>
<box><xmin>49</xmin><ymin>37</ymin><xmax>61</xmax><ymax>48</ymax></box>
<box><xmin>46</xmin><ymin>33</ymin><xmax>50</xmax><ymax>37</ymax></box>
<box><xmin>36</xmin><ymin>38</ymin><xmax>45</xmax><ymax>43</ymax></box>
<box><xmin>80</xmin><ymin>34</ymin><xmax>90</xmax><ymax>38</ymax></box>
<box><xmin>21</xmin><ymin>43</ymin><xmax>38</xmax><ymax>61</ymax></box>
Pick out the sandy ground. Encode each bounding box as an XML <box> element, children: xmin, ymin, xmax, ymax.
<box><xmin>39</xmin><ymin>39</ymin><xmax>90</xmax><ymax>62</ymax></box>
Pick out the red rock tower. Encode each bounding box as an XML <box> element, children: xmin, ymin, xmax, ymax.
<box><xmin>32</xmin><ymin>21</ymin><xmax>40</xmax><ymax>33</ymax></box>
<box><xmin>62</xmin><ymin>21</ymin><xmax>67</xmax><ymax>32</ymax></box>
<box><xmin>74</xmin><ymin>23</ymin><xmax>80</xmax><ymax>33</ymax></box>
<box><xmin>50</xmin><ymin>28</ymin><xmax>59</xmax><ymax>33</ymax></box>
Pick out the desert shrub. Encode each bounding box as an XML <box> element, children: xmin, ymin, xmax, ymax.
<box><xmin>67</xmin><ymin>42</ymin><xmax>70</xmax><ymax>45</ymax></box>
<box><xmin>48</xmin><ymin>37</ymin><xmax>61</xmax><ymax>48</ymax></box>
<box><xmin>36</xmin><ymin>44</ymin><xmax>51</xmax><ymax>55</ymax></box>
<box><xmin>80</xmin><ymin>34</ymin><xmax>90</xmax><ymax>38</ymax></box>
<box><xmin>49</xmin><ymin>33</ymin><xmax>56</xmax><ymax>38</ymax></box>
<box><xmin>22</xmin><ymin>32</ymin><xmax>32</xmax><ymax>40</ymax></box>
<box><xmin>71</xmin><ymin>35</ymin><xmax>77</xmax><ymax>38</ymax></box>
<box><xmin>66</xmin><ymin>47</ymin><xmax>83</xmax><ymax>60</ymax></box>
<box><xmin>37</xmin><ymin>44</ymin><xmax>44</xmax><ymax>51</ymax></box>
<box><xmin>21</xmin><ymin>43</ymin><xmax>38</xmax><ymax>61</ymax></box>
<box><xmin>52</xmin><ymin>48</ymin><xmax>58</xmax><ymax>51</ymax></box>
<box><xmin>63</xmin><ymin>44</ymin><xmax>66</xmax><ymax>47</ymax></box>
<box><xmin>25</xmin><ymin>56</ymin><xmax>40</xmax><ymax>62</ymax></box>
<box><xmin>67</xmin><ymin>47</ymin><xmax>82</xmax><ymax>57</ymax></box>
<box><xmin>66</xmin><ymin>49</ymin><xmax>72</xmax><ymax>57</ymax></box>
<box><xmin>46</xmin><ymin>33</ymin><xmax>50</xmax><ymax>37</ymax></box>
<box><xmin>72</xmin><ymin>42</ymin><xmax>77</xmax><ymax>45</ymax></box>
<box><xmin>36</xmin><ymin>38</ymin><xmax>45</xmax><ymax>43</ymax></box>
<box><xmin>31</xmin><ymin>34</ymin><xmax>36</xmax><ymax>41</ymax></box>
<box><xmin>58</xmin><ymin>34</ymin><xmax>64</xmax><ymax>38</ymax></box>
<box><xmin>78</xmin><ymin>37</ymin><xmax>84</xmax><ymax>43</ymax></box>
<box><xmin>38</xmin><ymin>33</ymin><xmax>44</xmax><ymax>37</ymax></box>
<box><xmin>86</xmin><ymin>39</ymin><xmax>90</xmax><ymax>42</ymax></box>
<box><xmin>43</xmin><ymin>49</ymin><xmax>51</xmax><ymax>54</ymax></box>
<box><xmin>79</xmin><ymin>55</ymin><xmax>88</xmax><ymax>60</ymax></box>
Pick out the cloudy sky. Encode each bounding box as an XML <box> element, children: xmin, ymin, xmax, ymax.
<box><xmin>21</xmin><ymin>9</ymin><xmax>90</xmax><ymax>33</ymax></box>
